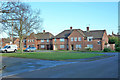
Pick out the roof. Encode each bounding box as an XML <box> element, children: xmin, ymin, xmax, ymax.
<box><xmin>2</xmin><ymin>38</ymin><xmax>11</xmax><ymax>43</ymax></box>
<box><xmin>28</xmin><ymin>32</ymin><xmax>54</xmax><ymax>39</ymax></box>
<box><xmin>83</xmin><ymin>30</ymin><xmax>105</xmax><ymax>39</ymax></box>
<box><xmin>54</xmin><ymin>29</ymin><xmax>85</xmax><ymax>38</ymax></box>
<box><xmin>54</xmin><ymin>29</ymin><xmax>106</xmax><ymax>39</ymax></box>
<box><xmin>35</xmin><ymin>32</ymin><xmax>54</xmax><ymax>39</ymax></box>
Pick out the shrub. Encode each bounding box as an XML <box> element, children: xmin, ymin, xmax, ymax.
<box><xmin>103</xmin><ymin>48</ymin><xmax>111</xmax><ymax>52</ymax></box>
<box><xmin>115</xmin><ymin>47</ymin><xmax>120</xmax><ymax>52</ymax></box>
<box><xmin>85</xmin><ymin>48</ymin><xmax>92</xmax><ymax>51</ymax></box>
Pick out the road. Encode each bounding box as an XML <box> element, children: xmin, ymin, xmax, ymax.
<box><xmin>5</xmin><ymin>53</ymin><xmax>118</xmax><ymax>78</ymax></box>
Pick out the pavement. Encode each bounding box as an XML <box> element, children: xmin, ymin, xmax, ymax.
<box><xmin>2</xmin><ymin>52</ymin><xmax>118</xmax><ymax>78</ymax></box>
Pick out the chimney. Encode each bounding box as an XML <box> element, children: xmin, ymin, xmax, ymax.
<box><xmin>87</xmin><ymin>27</ymin><xmax>89</xmax><ymax>31</ymax></box>
<box><xmin>43</xmin><ymin>30</ymin><xmax>45</xmax><ymax>32</ymax></box>
<box><xmin>70</xmin><ymin>26</ymin><xmax>72</xmax><ymax>30</ymax></box>
<box><xmin>112</xmin><ymin>31</ymin><xmax>114</xmax><ymax>35</ymax></box>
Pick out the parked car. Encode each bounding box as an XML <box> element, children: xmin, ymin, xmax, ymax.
<box><xmin>24</xmin><ymin>47</ymin><xmax>36</xmax><ymax>52</ymax></box>
<box><xmin>0</xmin><ymin>45</ymin><xmax>18</xmax><ymax>53</ymax></box>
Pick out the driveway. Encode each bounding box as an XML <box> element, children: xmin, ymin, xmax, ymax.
<box><xmin>2</xmin><ymin>52</ymin><xmax>118</xmax><ymax>78</ymax></box>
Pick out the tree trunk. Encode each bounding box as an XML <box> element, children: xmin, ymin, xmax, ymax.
<box><xmin>20</xmin><ymin>37</ymin><xmax>23</xmax><ymax>53</ymax></box>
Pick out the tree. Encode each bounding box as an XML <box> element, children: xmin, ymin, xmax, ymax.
<box><xmin>1</xmin><ymin>2</ymin><xmax>42</xmax><ymax>53</ymax></box>
<box><xmin>108</xmin><ymin>37</ymin><xmax>118</xmax><ymax>44</ymax></box>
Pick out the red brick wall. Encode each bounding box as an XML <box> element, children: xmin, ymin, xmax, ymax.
<box><xmin>37</xmin><ymin>39</ymin><xmax>53</xmax><ymax>50</ymax></box>
<box><xmin>102</xmin><ymin>31</ymin><xmax>108</xmax><ymax>50</ymax></box>
<box><xmin>52</xmin><ymin>38</ymin><xmax>68</xmax><ymax>50</ymax></box>
<box><xmin>68</xmin><ymin>30</ymin><xmax>84</xmax><ymax>50</ymax></box>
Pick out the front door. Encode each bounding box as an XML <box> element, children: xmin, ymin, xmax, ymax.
<box><xmin>71</xmin><ymin>45</ymin><xmax>74</xmax><ymax>50</ymax></box>
<box><xmin>37</xmin><ymin>45</ymin><xmax>39</xmax><ymax>50</ymax></box>
<box><xmin>47</xmin><ymin>45</ymin><xmax>49</xmax><ymax>50</ymax></box>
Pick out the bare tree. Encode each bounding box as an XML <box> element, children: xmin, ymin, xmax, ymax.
<box><xmin>1</xmin><ymin>1</ymin><xmax>42</xmax><ymax>53</ymax></box>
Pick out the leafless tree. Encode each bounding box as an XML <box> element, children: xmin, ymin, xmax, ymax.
<box><xmin>1</xmin><ymin>1</ymin><xmax>42</xmax><ymax>53</ymax></box>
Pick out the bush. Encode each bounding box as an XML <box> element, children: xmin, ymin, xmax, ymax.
<box><xmin>85</xmin><ymin>48</ymin><xmax>92</xmax><ymax>51</ymax></box>
<box><xmin>103</xmin><ymin>48</ymin><xmax>111</xmax><ymax>52</ymax></box>
<box><xmin>115</xmin><ymin>47</ymin><xmax>120</xmax><ymax>52</ymax></box>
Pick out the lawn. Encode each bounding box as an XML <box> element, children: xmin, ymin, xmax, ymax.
<box><xmin>1</xmin><ymin>52</ymin><xmax>105</xmax><ymax>60</ymax></box>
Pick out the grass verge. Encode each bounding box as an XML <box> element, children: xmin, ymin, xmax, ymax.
<box><xmin>0</xmin><ymin>52</ymin><xmax>105</xmax><ymax>60</ymax></box>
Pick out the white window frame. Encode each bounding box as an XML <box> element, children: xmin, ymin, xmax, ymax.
<box><xmin>87</xmin><ymin>37</ymin><xmax>93</xmax><ymax>41</ymax></box>
<box><xmin>47</xmin><ymin>39</ymin><xmax>49</xmax><ymax>43</ymax></box>
<box><xmin>60</xmin><ymin>38</ymin><xmax>64</xmax><ymax>42</ymax></box>
<box><xmin>28</xmin><ymin>39</ymin><xmax>29</xmax><ymax>42</ymax></box>
<box><xmin>41</xmin><ymin>45</ymin><xmax>45</xmax><ymax>48</ymax></box>
<box><xmin>87</xmin><ymin>44</ymin><xmax>93</xmax><ymax>48</ymax></box>
<box><xmin>60</xmin><ymin>45</ymin><xmax>64</xmax><ymax>48</ymax></box>
<box><xmin>78</xmin><ymin>37</ymin><xmax>81</xmax><ymax>41</ymax></box>
<box><xmin>41</xmin><ymin>39</ymin><xmax>44</xmax><ymax>43</ymax></box>
<box><xmin>54</xmin><ymin>38</ymin><xmax>56</xmax><ymax>42</ymax></box>
<box><xmin>71</xmin><ymin>37</ymin><xmax>73</xmax><ymax>41</ymax></box>
<box><xmin>76</xmin><ymin>44</ymin><xmax>81</xmax><ymax>48</ymax></box>
<box><xmin>97</xmin><ymin>41</ymin><xmax>101</xmax><ymax>45</ymax></box>
<box><xmin>74</xmin><ymin>37</ymin><xmax>77</xmax><ymax>41</ymax></box>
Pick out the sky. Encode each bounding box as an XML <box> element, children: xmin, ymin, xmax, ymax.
<box><xmin>28</xmin><ymin>2</ymin><xmax>118</xmax><ymax>36</ymax></box>
<box><xmin>0</xmin><ymin>2</ymin><xmax>118</xmax><ymax>38</ymax></box>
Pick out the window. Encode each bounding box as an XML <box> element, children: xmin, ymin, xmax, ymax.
<box><xmin>87</xmin><ymin>37</ymin><xmax>93</xmax><ymax>41</ymax></box>
<box><xmin>74</xmin><ymin>37</ymin><xmax>77</xmax><ymax>41</ymax></box>
<box><xmin>30</xmin><ymin>39</ymin><xmax>31</xmax><ymax>42</ymax></box>
<box><xmin>76</xmin><ymin>44</ymin><xmax>81</xmax><ymax>48</ymax></box>
<box><xmin>54</xmin><ymin>38</ymin><xmax>56</xmax><ymax>42</ymax></box>
<box><xmin>47</xmin><ymin>39</ymin><xmax>49</xmax><ymax>42</ymax></box>
<box><xmin>41</xmin><ymin>45</ymin><xmax>45</xmax><ymax>48</ymax></box>
<box><xmin>76</xmin><ymin>45</ymin><xmax>79</xmax><ymax>48</ymax></box>
<box><xmin>60</xmin><ymin>45</ymin><xmax>64</xmax><ymax>48</ymax></box>
<box><xmin>33</xmin><ymin>39</ymin><xmax>34</xmax><ymax>42</ymax></box>
<box><xmin>23</xmin><ymin>39</ymin><xmax>26</xmax><ymax>42</ymax></box>
<box><xmin>87</xmin><ymin>44</ymin><xmax>93</xmax><ymax>48</ymax></box>
<box><xmin>71</xmin><ymin>37</ymin><xmax>73</xmax><ymax>41</ymax></box>
<box><xmin>60</xmin><ymin>38</ymin><xmax>64</xmax><ymax>42</ymax></box>
<box><xmin>98</xmin><ymin>41</ymin><xmax>101</xmax><ymax>45</ymax></box>
<box><xmin>78</xmin><ymin>37</ymin><xmax>81</xmax><ymax>41</ymax></box>
<box><xmin>41</xmin><ymin>39</ymin><xmax>44</xmax><ymax>43</ymax></box>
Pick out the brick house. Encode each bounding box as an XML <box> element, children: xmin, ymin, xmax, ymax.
<box><xmin>53</xmin><ymin>27</ymin><xmax>108</xmax><ymax>51</ymax></box>
<box><xmin>25</xmin><ymin>30</ymin><xmax>54</xmax><ymax>50</ymax></box>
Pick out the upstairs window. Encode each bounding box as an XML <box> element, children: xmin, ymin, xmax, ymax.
<box><xmin>87</xmin><ymin>44</ymin><xmax>93</xmax><ymax>48</ymax></box>
<box><xmin>47</xmin><ymin>39</ymin><xmax>49</xmax><ymax>43</ymax></box>
<box><xmin>78</xmin><ymin>37</ymin><xmax>81</xmax><ymax>41</ymax></box>
<box><xmin>98</xmin><ymin>41</ymin><xmax>101</xmax><ymax>45</ymax></box>
<box><xmin>87</xmin><ymin>37</ymin><xmax>93</xmax><ymax>41</ymax></box>
<box><xmin>32</xmin><ymin>39</ymin><xmax>34</xmax><ymax>42</ymax></box>
<box><xmin>41</xmin><ymin>39</ymin><xmax>44</xmax><ymax>43</ymax></box>
<box><xmin>74</xmin><ymin>37</ymin><xmax>77</xmax><ymax>41</ymax></box>
<box><xmin>71</xmin><ymin>37</ymin><xmax>73</xmax><ymax>41</ymax></box>
<box><xmin>60</xmin><ymin>38</ymin><xmax>64</xmax><ymax>42</ymax></box>
<box><xmin>54</xmin><ymin>38</ymin><xmax>56</xmax><ymax>42</ymax></box>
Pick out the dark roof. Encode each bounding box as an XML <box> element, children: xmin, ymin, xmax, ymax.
<box><xmin>35</xmin><ymin>32</ymin><xmax>54</xmax><ymax>39</ymax></box>
<box><xmin>54</xmin><ymin>29</ymin><xmax>85</xmax><ymax>38</ymax></box>
<box><xmin>2</xmin><ymin>38</ymin><xmax>11</xmax><ymax>43</ymax></box>
<box><xmin>83</xmin><ymin>30</ymin><xmax>105</xmax><ymax>39</ymax></box>
<box><xmin>54</xmin><ymin>29</ymin><xmax>105</xmax><ymax>39</ymax></box>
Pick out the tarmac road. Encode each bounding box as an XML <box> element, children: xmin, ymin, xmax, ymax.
<box><xmin>6</xmin><ymin>53</ymin><xmax>118</xmax><ymax>78</ymax></box>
